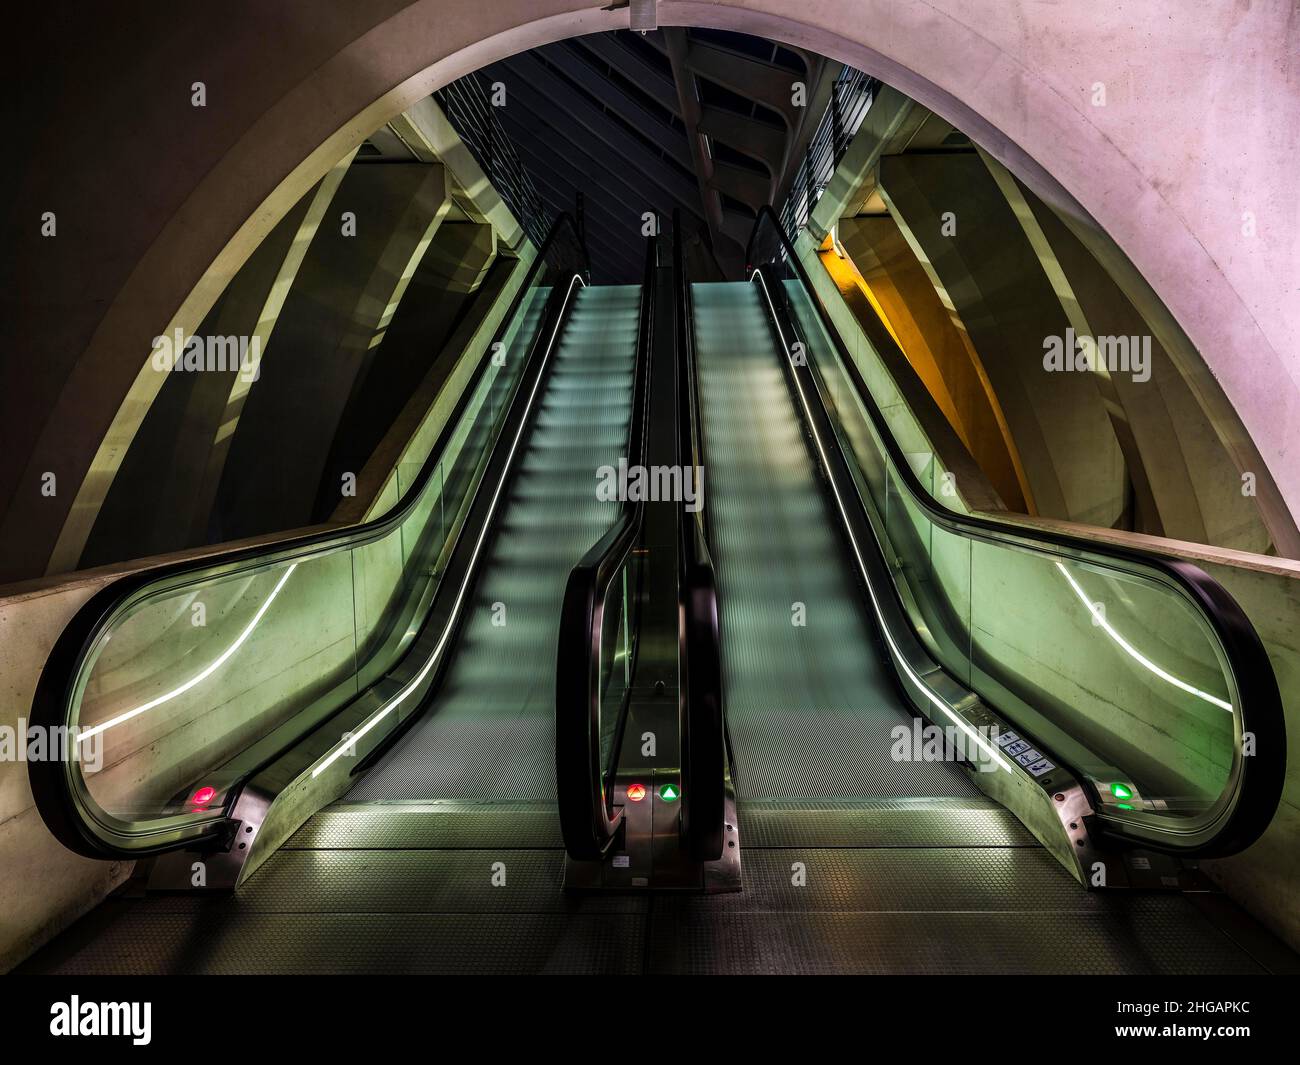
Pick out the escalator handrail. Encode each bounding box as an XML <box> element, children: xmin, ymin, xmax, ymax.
<box><xmin>555</xmin><ymin>234</ymin><xmax>657</xmax><ymax>860</ymax></box>
<box><xmin>673</xmin><ymin>213</ymin><xmax>727</xmax><ymax>862</ymax></box>
<box><xmin>30</xmin><ymin>213</ymin><xmax>589</xmax><ymax>858</ymax></box>
<box><xmin>744</xmin><ymin>205</ymin><xmax>1285</xmax><ymax>856</ymax></box>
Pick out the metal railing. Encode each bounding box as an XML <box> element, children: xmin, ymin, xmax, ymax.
<box><xmin>436</xmin><ymin>73</ymin><xmax>553</xmax><ymax>249</ymax></box>
<box><xmin>780</xmin><ymin>68</ymin><xmax>880</xmax><ymax>239</ymax></box>
<box><xmin>555</xmin><ymin>232</ymin><xmax>657</xmax><ymax>860</ymax></box>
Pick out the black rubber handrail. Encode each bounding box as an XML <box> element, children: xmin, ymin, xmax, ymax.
<box><xmin>744</xmin><ymin>205</ymin><xmax>1285</xmax><ymax>856</ymax></box>
<box><xmin>673</xmin><ymin>213</ymin><xmax>727</xmax><ymax>862</ymax></box>
<box><xmin>30</xmin><ymin>213</ymin><xmax>589</xmax><ymax>858</ymax></box>
<box><xmin>555</xmin><ymin>233</ymin><xmax>658</xmax><ymax>861</ymax></box>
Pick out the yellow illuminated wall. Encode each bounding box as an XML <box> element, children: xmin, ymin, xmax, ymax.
<box><xmin>822</xmin><ymin>224</ymin><xmax>1032</xmax><ymax>514</ymax></box>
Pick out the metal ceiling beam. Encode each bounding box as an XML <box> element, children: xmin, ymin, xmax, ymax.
<box><xmin>517</xmin><ymin>160</ymin><xmax>643</xmax><ymax>279</ymax></box>
<box><xmin>655</xmin><ymin>34</ymin><xmax>802</xmax><ymax>128</ymax></box>
<box><xmin>534</xmin><ymin>41</ymin><xmax>694</xmax><ymax>173</ymax></box>
<box><xmin>697</xmin><ymin>106</ymin><xmax>784</xmax><ymax>174</ymax></box>
<box><xmin>772</xmin><ymin>56</ymin><xmax>838</xmax><ymax>204</ymax></box>
<box><xmin>662</xmin><ymin>27</ymin><xmax>742</xmax><ymax>272</ymax></box>
<box><xmin>491</xmin><ymin>68</ymin><xmax>705</xmax><ymax>231</ymax></box>
<box><xmin>493</xmin><ymin>52</ymin><xmax>702</xmax><ymax>210</ymax></box>
<box><xmin>572</xmin><ymin>33</ymin><xmax>680</xmax><ymax>114</ymax></box>
<box><xmin>709</xmin><ymin>160</ymin><xmax>771</xmax><ymax>212</ymax></box>
<box><xmin>502</xmin><ymin>123</ymin><xmax>660</xmax><ymax>278</ymax></box>
<box><xmin>460</xmin><ymin>29</ymin><xmax>847</xmax><ymax>279</ymax></box>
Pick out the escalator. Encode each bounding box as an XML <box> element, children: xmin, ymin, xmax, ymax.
<box><xmin>692</xmin><ymin>280</ymin><xmax>977</xmax><ymax>801</ymax></box>
<box><xmin>651</xmin><ymin>208</ymin><xmax>1296</xmax><ymax>973</ymax></box>
<box><xmin>19</xmin><ymin>206</ymin><xmax>1297</xmax><ymax>975</ymax></box>
<box><xmin>21</xmin><ymin>216</ymin><xmax>658</xmax><ymax>973</ymax></box>
<box><xmin>346</xmin><ymin>283</ymin><xmax>640</xmax><ymax>801</ymax></box>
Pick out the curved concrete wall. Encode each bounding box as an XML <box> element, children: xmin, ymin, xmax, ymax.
<box><xmin>3</xmin><ymin>0</ymin><xmax>1299</xmax><ymax>966</ymax></box>
<box><xmin>2</xmin><ymin>0</ymin><xmax>1299</xmax><ymax>581</ymax></box>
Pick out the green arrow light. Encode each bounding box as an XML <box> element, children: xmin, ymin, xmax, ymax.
<box><xmin>1110</xmin><ymin>782</ymin><xmax>1133</xmax><ymax>800</ymax></box>
<box><xmin>658</xmin><ymin>783</ymin><xmax>680</xmax><ymax>803</ymax></box>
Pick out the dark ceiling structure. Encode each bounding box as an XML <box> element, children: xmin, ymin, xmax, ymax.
<box><xmin>480</xmin><ymin>29</ymin><xmax>842</xmax><ymax>281</ymax></box>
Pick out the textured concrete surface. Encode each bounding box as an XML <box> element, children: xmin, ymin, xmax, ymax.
<box><xmin>3</xmin><ymin>0</ymin><xmax>1294</xmax><ymax>575</ymax></box>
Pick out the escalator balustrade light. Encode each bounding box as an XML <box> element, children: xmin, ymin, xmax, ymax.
<box><xmin>626</xmin><ymin>783</ymin><xmax>647</xmax><ymax>802</ymax></box>
<box><xmin>1110</xmin><ymin>782</ymin><xmax>1134</xmax><ymax>800</ymax></box>
<box><xmin>77</xmin><ymin>562</ymin><xmax>299</xmax><ymax>745</ymax></box>
<box><xmin>1116</xmin><ymin>803</ymin><xmax>1134</xmax><ymax>811</ymax></box>
<box><xmin>658</xmin><ymin>783</ymin><xmax>680</xmax><ymax>803</ymax></box>
<box><xmin>190</xmin><ymin>786</ymin><xmax>217</xmax><ymax>807</ymax></box>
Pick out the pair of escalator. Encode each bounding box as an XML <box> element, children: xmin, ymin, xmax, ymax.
<box><xmin>28</xmin><ymin>209</ymin><xmax>1285</xmax><ymax>895</ymax></box>
<box><xmin>553</xmin><ymin>207</ymin><xmax>1284</xmax><ymax>889</ymax></box>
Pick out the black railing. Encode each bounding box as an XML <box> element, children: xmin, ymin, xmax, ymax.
<box><xmin>673</xmin><ymin>213</ymin><xmax>728</xmax><ymax>862</ymax></box>
<box><xmin>555</xmin><ymin>232</ymin><xmax>658</xmax><ymax>860</ymax></box>
<box><xmin>780</xmin><ymin>68</ymin><xmax>880</xmax><ymax>238</ymax></box>
<box><xmin>436</xmin><ymin>73</ymin><xmax>552</xmax><ymax>248</ymax></box>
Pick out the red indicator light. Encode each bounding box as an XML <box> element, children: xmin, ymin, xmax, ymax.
<box><xmin>626</xmin><ymin>783</ymin><xmax>647</xmax><ymax>802</ymax></box>
<box><xmin>191</xmin><ymin>786</ymin><xmax>217</xmax><ymax>806</ymax></box>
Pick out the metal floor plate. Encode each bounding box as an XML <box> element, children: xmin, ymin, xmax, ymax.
<box><xmin>19</xmin><ymin>800</ymin><xmax>1294</xmax><ymax>975</ymax></box>
<box><xmin>738</xmin><ymin>797</ymin><xmax>1034</xmax><ymax>847</ymax></box>
<box><xmin>25</xmin><ymin>911</ymin><xmax>646</xmax><ymax>976</ymax></box>
<box><xmin>284</xmin><ymin>801</ymin><xmax>564</xmax><ymax>849</ymax></box>
<box><xmin>645</xmin><ymin>910</ymin><xmax>1270</xmax><ymax>976</ymax></box>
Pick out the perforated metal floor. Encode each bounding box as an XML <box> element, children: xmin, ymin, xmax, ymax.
<box><xmin>21</xmin><ymin>799</ymin><xmax>1293</xmax><ymax>975</ymax></box>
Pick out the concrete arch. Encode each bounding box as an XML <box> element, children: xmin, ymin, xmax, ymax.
<box><xmin>6</xmin><ymin>0</ymin><xmax>1299</xmax><ymax>579</ymax></box>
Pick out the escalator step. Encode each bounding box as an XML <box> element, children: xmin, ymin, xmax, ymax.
<box><xmin>347</xmin><ymin>285</ymin><xmax>641</xmax><ymax>802</ymax></box>
<box><xmin>737</xmin><ymin>797</ymin><xmax>1034</xmax><ymax>848</ymax></box>
<box><xmin>692</xmin><ymin>282</ymin><xmax>977</xmax><ymax>801</ymax></box>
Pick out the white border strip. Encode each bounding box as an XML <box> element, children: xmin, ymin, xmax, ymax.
<box><xmin>1055</xmin><ymin>561</ymin><xmax>1233</xmax><ymax>713</ymax></box>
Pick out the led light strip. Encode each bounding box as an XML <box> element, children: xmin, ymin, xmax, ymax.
<box><xmin>78</xmin><ymin>563</ymin><xmax>299</xmax><ymax>743</ymax></box>
<box><xmin>310</xmin><ymin>273</ymin><xmax>588</xmax><ymax>779</ymax></box>
<box><xmin>748</xmin><ymin>270</ymin><xmax>1012</xmax><ymax>774</ymax></box>
<box><xmin>1055</xmin><ymin>561</ymin><xmax>1233</xmax><ymax>713</ymax></box>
